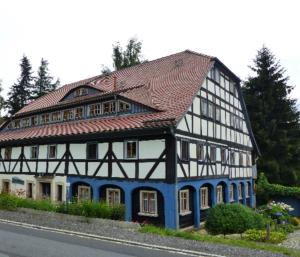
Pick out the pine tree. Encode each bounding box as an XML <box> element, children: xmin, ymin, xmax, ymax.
<box><xmin>112</xmin><ymin>38</ymin><xmax>143</xmax><ymax>70</ymax></box>
<box><xmin>32</xmin><ymin>58</ymin><xmax>60</xmax><ymax>99</ymax></box>
<box><xmin>243</xmin><ymin>46</ymin><xmax>300</xmax><ymax>185</ymax></box>
<box><xmin>6</xmin><ymin>55</ymin><xmax>34</xmax><ymax>115</ymax></box>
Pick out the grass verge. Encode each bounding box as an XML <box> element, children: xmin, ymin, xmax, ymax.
<box><xmin>140</xmin><ymin>225</ymin><xmax>300</xmax><ymax>257</ymax></box>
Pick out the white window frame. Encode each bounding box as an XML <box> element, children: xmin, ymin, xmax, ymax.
<box><xmin>30</xmin><ymin>145</ymin><xmax>39</xmax><ymax>159</ymax></box>
<box><xmin>106</xmin><ymin>188</ymin><xmax>121</xmax><ymax>205</ymax></box>
<box><xmin>245</xmin><ymin>183</ymin><xmax>250</xmax><ymax>198</ymax></box>
<box><xmin>238</xmin><ymin>184</ymin><xmax>243</xmax><ymax>199</ymax></box>
<box><xmin>138</xmin><ymin>190</ymin><xmax>158</xmax><ymax>217</ymax></box>
<box><xmin>179</xmin><ymin>189</ymin><xmax>191</xmax><ymax>216</ymax></box>
<box><xmin>48</xmin><ymin>144</ymin><xmax>57</xmax><ymax>159</ymax></box>
<box><xmin>216</xmin><ymin>185</ymin><xmax>223</xmax><ymax>204</ymax></box>
<box><xmin>230</xmin><ymin>184</ymin><xmax>235</xmax><ymax>202</ymax></box>
<box><xmin>200</xmin><ymin>187</ymin><xmax>209</xmax><ymax>210</ymax></box>
<box><xmin>124</xmin><ymin>140</ymin><xmax>138</xmax><ymax>159</ymax></box>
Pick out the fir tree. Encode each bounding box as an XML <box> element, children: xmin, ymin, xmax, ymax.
<box><xmin>243</xmin><ymin>46</ymin><xmax>300</xmax><ymax>185</ymax></box>
<box><xmin>6</xmin><ymin>55</ymin><xmax>34</xmax><ymax>115</ymax></box>
<box><xmin>112</xmin><ymin>38</ymin><xmax>143</xmax><ymax>70</ymax></box>
<box><xmin>32</xmin><ymin>58</ymin><xmax>60</xmax><ymax>99</ymax></box>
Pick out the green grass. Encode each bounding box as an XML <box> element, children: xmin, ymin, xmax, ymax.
<box><xmin>140</xmin><ymin>225</ymin><xmax>300</xmax><ymax>257</ymax></box>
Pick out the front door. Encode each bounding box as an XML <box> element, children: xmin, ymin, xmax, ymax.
<box><xmin>41</xmin><ymin>182</ymin><xmax>51</xmax><ymax>199</ymax></box>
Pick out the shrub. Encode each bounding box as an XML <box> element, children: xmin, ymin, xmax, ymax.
<box><xmin>0</xmin><ymin>193</ymin><xmax>18</xmax><ymax>210</ymax></box>
<box><xmin>277</xmin><ymin>224</ymin><xmax>295</xmax><ymax>234</ymax></box>
<box><xmin>245</xmin><ymin>229</ymin><xmax>287</xmax><ymax>244</ymax></box>
<box><xmin>205</xmin><ymin>203</ymin><xmax>265</xmax><ymax>235</ymax></box>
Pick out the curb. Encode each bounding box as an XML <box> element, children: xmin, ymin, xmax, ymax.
<box><xmin>0</xmin><ymin>218</ymin><xmax>225</xmax><ymax>257</ymax></box>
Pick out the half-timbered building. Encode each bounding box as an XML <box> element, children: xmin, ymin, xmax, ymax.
<box><xmin>0</xmin><ymin>50</ymin><xmax>259</xmax><ymax>229</ymax></box>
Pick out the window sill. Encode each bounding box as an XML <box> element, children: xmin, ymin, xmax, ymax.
<box><xmin>138</xmin><ymin>212</ymin><xmax>158</xmax><ymax>217</ymax></box>
<box><xmin>179</xmin><ymin>211</ymin><xmax>192</xmax><ymax>216</ymax></box>
<box><xmin>200</xmin><ymin>206</ymin><xmax>210</xmax><ymax>210</ymax></box>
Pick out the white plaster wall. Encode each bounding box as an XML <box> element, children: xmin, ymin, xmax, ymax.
<box><xmin>139</xmin><ymin>140</ymin><xmax>165</xmax><ymax>159</ymax></box>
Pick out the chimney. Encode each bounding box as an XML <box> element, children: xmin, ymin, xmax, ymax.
<box><xmin>113</xmin><ymin>76</ymin><xmax>117</xmax><ymax>91</ymax></box>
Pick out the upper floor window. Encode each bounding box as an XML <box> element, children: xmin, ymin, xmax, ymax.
<box><xmin>74</xmin><ymin>88</ymin><xmax>88</xmax><ymax>97</ymax></box>
<box><xmin>48</xmin><ymin>145</ymin><xmax>57</xmax><ymax>159</ymax></box>
<box><xmin>179</xmin><ymin>189</ymin><xmax>190</xmax><ymax>215</ymax></box>
<box><xmin>208</xmin><ymin>102</ymin><xmax>215</xmax><ymax>119</ymax></box>
<box><xmin>52</xmin><ymin>111</ymin><xmax>62</xmax><ymax>122</ymax></box>
<box><xmin>196</xmin><ymin>143</ymin><xmax>204</xmax><ymax>161</ymax></box>
<box><xmin>31</xmin><ymin>146</ymin><xmax>38</xmax><ymax>159</ymax></box>
<box><xmin>210</xmin><ymin>146</ymin><xmax>216</xmax><ymax>162</ymax></box>
<box><xmin>119</xmin><ymin>101</ymin><xmax>131</xmax><ymax>112</ymax></box>
<box><xmin>40</xmin><ymin>114</ymin><xmax>50</xmax><ymax>124</ymax></box>
<box><xmin>14</xmin><ymin>120</ymin><xmax>20</xmax><ymax>129</ymax></box>
<box><xmin>63</xmin><ymin>109</ymin><xmax>74</xmax><ymax>121</ymax></box>
<box><xmin>75</xmin><ymin>107</ymin><xmax>84</xmax><ymax>120</ymax></box>
<box><xmin>221</xmin><ymin>148</ymin><xmax>226</xmax><ymax>163</ymax></box>
<box><xmin>181</xmin><ymin>140</ymin><xmax>189</xmax><ymax>161</ymax></box>
<box><xmin>125</xmin><ymin>141</ymin><xmax>138</xmax><ymax>159</ymax></box>
<box><xmin>89</xmin><ymin>103</ymin><xmax>101</xmax><ymax>117</ymax></box>
<box><xmin>103</xmin><ymin>101</ymin><xmax>116</xmax><ymax>114</ymax></box>
<box><xmin>215</xmin><ymin>106</ymin><xmax>221</xmax><ymax>122</ymax></box>
<box><xmin>246</xmin><ymin>153</ymin><xmax>251</xmax><ymax>166</ymax></box>
<box><xmin>87</xmin><ymin>142</ymin><xmax>98</xmax><ymax>160</ymax></box>
<box><xmin>230</xmin><ymin>151</ymin><xmax>235</xmax><ymax>165</ymax></box>
<box><xmin>22</xmin><ymin>118</ymin><xmax>30</xmax><ymax>128</ymax></box>
<box><xmin>4</xmin><ymin>147</ymin><xmax>12</xmax><ymax>160</ymax></box>
<box><xmin>239</xmin><ymin>153</ymin><xmax>243</xmax><ymax>166</ymax></box>
<box><xmin>201</xmin><ymin>98</ymin><xmax>208</xmax><ymax>116</ymax></box>
<box><xmin>31</xmin><ymin>116</ymin><xmax>38</xmax><ymax>126</ymax></box>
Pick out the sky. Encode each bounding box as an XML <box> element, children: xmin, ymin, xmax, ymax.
<box><xmin>0</xmin><ymin>0</ymin><xmax>299</xmax><ymax>104</ymax></box>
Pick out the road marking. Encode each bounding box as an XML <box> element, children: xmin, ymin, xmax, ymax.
<box><xmin>0</xmin><ymin>218</ymin><xmax>225</xmax><ymax>257</ymax></box>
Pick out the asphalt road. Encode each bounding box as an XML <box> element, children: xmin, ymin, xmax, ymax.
<box><xmin>0</xmin><ymin>222</ymin><xmax>203</xmax><ymax>257</ymax></box>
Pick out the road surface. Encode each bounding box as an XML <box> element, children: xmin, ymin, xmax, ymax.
<box><xmin>0</xmin><ymin>222</ymin><xmax>205</xmax><ymax>257</ymax></box>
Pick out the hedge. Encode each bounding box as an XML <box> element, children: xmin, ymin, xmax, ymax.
<box><xmin>257</xmin><ymin>173</ymin><xmax>300</xmax><ymax>203</ymax></box>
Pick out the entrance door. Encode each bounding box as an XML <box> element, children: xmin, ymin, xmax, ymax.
<box><xmin>41</xmin><ymin>182</ymin><xmax>51</xmax><ymax>199</ymax></box>
<box><xmin>2</xmin><ymin>181</ymin><xmax>10</xmax><ymax>193</ymax></box>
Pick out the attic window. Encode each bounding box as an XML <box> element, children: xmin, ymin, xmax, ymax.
<box><xmin>103</xmin><ymin>101</ymin><xmax>116</xmax><ymax>114</ymax></box>
<box><xmin>119</xmin><ymin>101</ymin><xmax>131</xmax><ymax>112</ymax></box>
<box><xmin>74</xmin><ymin>88</ymin><xmax>88</xmax><ymax>97</ymax></box>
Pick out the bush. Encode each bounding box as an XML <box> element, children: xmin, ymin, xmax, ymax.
<box><xmin>0</xmin><ymin>193</ymin><xmax>18</xmax><ymax>210</ymax></box>
<box><xmin>205</xmin><ymin>203</ymin><xmax>265</xmax><ymax>235</ymax></box>
<box><xmin>290</xmin><ymin>217</ymin><xmax>300</xmax><ymax>227</ymax></box>
<box><xmin>245</xmin><ymin>229</ymin><xmax>287</xmax><ymax>244</ymax></box>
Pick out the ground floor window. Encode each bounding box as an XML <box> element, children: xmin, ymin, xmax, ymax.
<box><xmin>216</xmin><ymin>185</ymin><xmax>223</xmax><ymax>204</ymax></box>
<box><xmin>2</xmin><ymin>180</ymin><xmax>10</xmax><ymax>193</ymax></box>
<box><xmin>179</xmin><ymin>189</ymin><xmax>191</xmax><ymax>215</ymax></box>
<box><xmin>139</xmin><ymin>190</ymin><xmax>157</xmax><ymax>216</ymax></box>
<box><xmin>230</xmin><ymin>184</ymin><xmax>235</xmax><ymax>202</ymax></box>
<box><xmin>106</xmin><ymin>188</ymin><xmax>120</xmax><ymax>205</ymax></box>
<box><xmin>40</xmin><ymin>182</ymin><xmax>51</xmax><ymax>199</ymax></box>
<box><xmin>27</xmin><ymin>182</ymin><xmax>33</xmax><ymax>198</ymax></box>
<box><xmin>238</xmin><ymin>184</ymin><xmax>243</xmax><ymax>199</ymax></box>
<box><xmin>201</xmin><ymin>187</ymin><xmax>209</xmax><ymax>209</ymax></box>
<box><xmin>245</xmin><ymin>183</ymin><xmax>250</xmax><ymax>198</ymax></box>
<box><xmin>56</xmin><ymin>184</ymin><xmax>63</xmax><ymax>202</ymax></box>
<box><xmin>78</xmin><ymin>185</ymin><xmax>91</xmax><ymax>201</ymax></box>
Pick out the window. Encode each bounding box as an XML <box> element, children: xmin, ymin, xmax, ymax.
<box><xmin>40</xmin><ymin>182</ymin><xmax>51</xmax><ymax>199</ymax></box>
<box><xmin>22</xmin><ymin>118</ymin><xmax>30</xmax><ymax>128</ymax></box>
<box><xmin>31</xmin><ymin>146</ymin><xmax>38</xmax><ymax>159</ymax></box>
<box><xmin>245</xmin><ymin>183</ymin><xmax>250</xmax><ymax>198</ymax></box>
<box><xmin>119</xmin><ymin>101</ymin><xmax>131</xmax><ymax>112</ymax></box>
<box><xmin>52</xmin><ymin>111</ymin><xmax>62</xmax><ymax>122</ymax></box>
<box><xmin>74</xmin><ymin>88</ymin><xmax>88</xmax><ymax>97</ymax></box>
<box><xmin>230</xmin><ymin>114</ymin><xmax>235</xmax><ymax>128</ymax></box>
<box><xmin>229</xmin><ymin>81</ymin><xmax>235</xmax><ymax>95</ymax></box>
<box><xmin>238</xmin><ymin>184</ymin><xmax>243</xmax><ymax>199</ymax></box>
<box><xmin>221</xmin><ymin>148</ymin><xmax>226</xmax><ymax>163</ymax></box>
<box><xmin>88</xmin><ymin>103</ymin><xmax>101</xmax><ymax>117</ymax></box>
<box><xmin>210</xmin><ymin>146</ymin><xmax>216</xmax><ymax>162</ymax></box>
<box><xmin>179</xmin><ymin>189</ymin><xmax>190</xmax><ymax>215</ymax></box>
<box><xmin>106</xmin><ymin>188</ymin><xmax>121</xmax><ymax>206</ymax></box>
<box><xmin>230</xmin><ymin>151</ymin><xmax>235</xmax><ymax>165</ymax></box>
<box><xmin>196</xmin><ymin>143</ymin><xmax>204</xmax><ymax>161</ymax></box>
<box><xmin>201</xmin><ymin>98</ymin><xmax>208</xmax><ymax>116</ymax></box>
<box><xmin>56</xmin><ymin>184</ymin><xmax>63</xmax><ymax>202</ymax></box>
<box><xmin>239</xmin><ymin>153</ymin><xmax>243</xmax><ymax>166</ymax></box>
<box><xmin>230</xmin><ymin>184</ymin><xmax>235</xmax><ymax>201</ymax></box>
<box><xmin>215</xmin><ymin>106</ymin><xmax>221</xmax><ymax>122</ymax></box>
<box><xmin>4</xmin><ymin>147</ymin><xmax>12</xmax><ymax>160</ymax></box>
<box><xmin>78</xmin><ymin>185</ymin><xmax>91</xmax><ymax>201</ymax></box>
<box><xmin>139</xmin><ymin>190</ymin><xmax>157</xmax><ymax>216</ymax></box>
<box><xmin>48</xmin><ymin>145</ymin><xmax>57</xmax><ymax>159</ymax></box>
<box><xmin>14</xmin><ymin>120</ymin><xmax>20</xmax><ymax>129</ymax></box>
<box><xmin>27</xmin><ymin>182</ymin><xmax>33</xmax><ymax>198</ymax></box>
<box><xmin>31</xmin><ymin>116</ymin><xmax>39</xmax><ymax>126</ymax></box>
<box><xmin>75</xmin><ymin>107</ymin><xmax>84</xmax><ymax>119</ymax></box>
<box><xmin>103</xmin><ymin>101</ymin><xmax>116</xmax><ymax>114</ymax></box>
<box><xmin>201</xmin><ymin>187</ymin><xmax>209</xmax><ymax>209</ymax></box>
<box><xmin>216</xmin><ymin>185</ymin><xmax>223</xmax><ymax>204</ymax></box>
<box><xmin>181</xmin><ymin>140</ymin><xmax>189</xmax><ymax>161</ymax></box>
<box><xmin>87</xmin><ymin>143</ymin><xmax>98</xmax><ymax>160</ymax></box>
<box><xmin>40</xmin><ymin>114</ymin><xmax>50</xmax><ymax>124</ymax></box>
<box><xmin>2</xmin><ymin>181</ymin><xmax>10</xmax><ymax>194</ymax></box>
<box><xmin>208</xmin><ymin>102</ymin><xmax>215</xmax><ymax>119</ymax></box>
<box><xmin>63</xmin><ymin>109</ymin><xmax>74</xmax><ymax>121</ymax></box>
<box><xmin>125</xmin><ymin>141</ymin><xmax>138</xmax><ymax>159</ymax></box>
<box><xmin>246</xmin><ymin>154</ymin><xmax>251</xmax><ymax>166</ymax></box>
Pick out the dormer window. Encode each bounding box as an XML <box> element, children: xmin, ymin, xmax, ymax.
<box><xmin>52</xmin><ymin>111</ymin><xmax>62</xmax><ymax>122</ymax></box>
<box><xmin>119</xmin><ymin>101</ymin><xmax>131</xmax><ymax>112</ymax></box>
<box><xmin>103</xmin><ymin>101</ymin><xmax>116</xmax><ymax>114</ymax></box>
<box><xmin>74</xmin><ymin>88</ymin><xmax>88</xmax><ymax>97</ymax></box>
<box><xmin>40</xmin><ymin>114</ymin><xmax>50</xmax><ymax>124</ymax></box>
<box><xmin>14</xmin><ymin>120</ymin><xmax>20</xmax><ymax>129</ymax></box>
<box><xmin>63</xmin><ymin>109</ymin><xmax>74</xmax><ymax>121</ymax></box>
<box><xmin>31</xmin><ymin>116</ymin><xmax>38</xmax><ymax>126</ymax></box>
<box><xmin>75</xmin><ymin>107</ymin><xmax>84</xmax><ymax>119</ymax></box>
<box><xmin>89</xmin><ymin>104</ymin><xmax>101</xmax><ymax>117</ymax></box>
<box><xmin>22</xmin><ymin>118</ymin><xmax>30</xmax><ymax>128</ymax></box>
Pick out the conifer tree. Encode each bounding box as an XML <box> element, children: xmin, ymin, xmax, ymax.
<box><xmin>32</xmin><ymin>58</ymin><xmax>60</xmax><ymax>99</ymax></box>
<box><xmin>6</xmin><ymin>55</ymin><xmax>34</xmax><ymax>115</ymax></box>
<box><xmin>243</xmin><ymin>46</ymin><xmax>300</xmax><ymax>185</ymax></box>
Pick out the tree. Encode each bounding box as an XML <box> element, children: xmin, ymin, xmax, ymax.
<box><xmin>243</xmin><ymin>46</ymin><xmax>300</xmax><ymax>185</ymax></box>
<box><xmin>112</xmin><ymin>38</ymin><xmax>143</xmax><ymax>70</ymax></box>
<box><xmin>6</xmin><ymin>55</ymin><xmax>34</xmax><ymax>115</ymax></box>
<box><xmin>32</xmin><ymin>58</ymin><xmax>60</xmax><ymax>99</ymax></box>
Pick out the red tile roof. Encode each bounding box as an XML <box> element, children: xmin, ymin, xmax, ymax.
<box><xmin>0</xmin><ymin>50</ymin><xmax>214</xmax><ymax>143</ymax></box>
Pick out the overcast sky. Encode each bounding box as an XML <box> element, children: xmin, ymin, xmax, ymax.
<box><xmin>1</xmin><ymin>0</ymin><xmax>299</xmax><ymax>103</ymax></box>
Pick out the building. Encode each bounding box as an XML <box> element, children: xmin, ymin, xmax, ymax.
<box><xmin>0</xmin><ymin>50</ymin><xmax>259</xmax><ymax>229</ymax></box>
